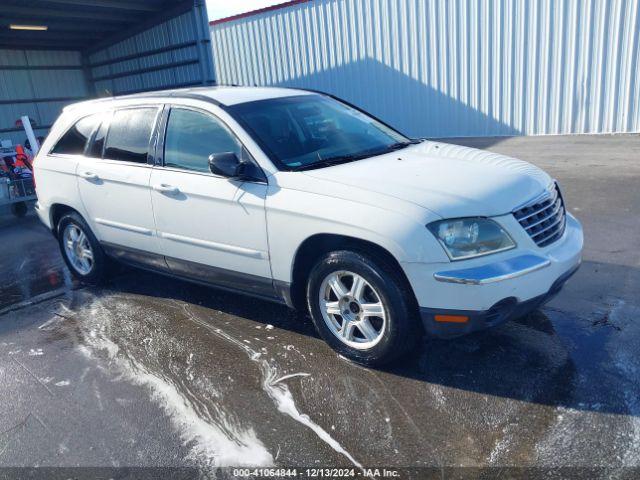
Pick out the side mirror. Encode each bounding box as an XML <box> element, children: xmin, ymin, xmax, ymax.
<box><xmin>208</xmin><ymin>152</ymin><xmax>240</xmax><ymax>178</ymax></box>
<box><xmin>208</xmin><ymin>151</ymin><xmax>267</xmax><ymax>183</ymax></box>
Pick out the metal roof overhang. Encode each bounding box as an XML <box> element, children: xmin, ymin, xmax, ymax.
<box><xmin>0</xmin><ymin>0</ymin><xmax>195</xmax><ymax>52</ymax></box>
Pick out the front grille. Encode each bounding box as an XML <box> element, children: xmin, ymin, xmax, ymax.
<box><xmin>513</xmin><ymin>183</ymin><xmax>566</xmax><ymax>248</ymax></box>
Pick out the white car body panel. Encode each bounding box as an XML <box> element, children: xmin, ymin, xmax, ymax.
<box><xmin>33</xmin><ymin>86</ymin><xmax>583</xmax><ymax>337</ymax></box>
<box><xmin>33</xmin><ymin>110</ymin><xmax>88</xmax><ymax>231</ymax></box>
<box><xmin>149</xmin><ymin>167</ymin><xmax>271</xmax><ymax>278</ymax></box>
<box><xmin>77</xmin><ymin>159</ymin><xmax>161</xmax><ymax>255</ymax></box>
<box><xmin>304</xmin><ymin>141</ymin><xmax>553</xmax><ymax>218</ymax></box>
<box><xmin>266</xmin><ymin>170</ymin><xmax>447</xmax><ymax>283</ymax></box>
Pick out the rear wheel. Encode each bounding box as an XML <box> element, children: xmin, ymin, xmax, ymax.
<box><xmin>306</xmin><ymin>250</ymin><xmax>420</xmax><ymax>366</ymax></box>
<box><xmin>57</xmin><ymin>212</ymin><xmax>107</xmax><ymax>284</ymax></box>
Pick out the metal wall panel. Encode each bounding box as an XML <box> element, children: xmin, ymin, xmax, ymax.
<box><xmin>88</xmin><ymin>7</ymin><xmax>215</xmax><ymax>97</ymax></box>
<box><xmin>25</xmin><ymin>50</ymin><xmax>82</xmax><ymax>66</ymax></box>
<box><xmin>0</xmin><ymin>3</ymin><xmax>216</xmax><ymax>146</ymax></box>
<box><xmin>211</xmin><ymin>0</ymin><xmax>640</xmax><ymax>138</ymax></box>
<box><xmin>0</xmin><ymin>49</ymin><xmax>86</xmax><ymax>145</ymax></box>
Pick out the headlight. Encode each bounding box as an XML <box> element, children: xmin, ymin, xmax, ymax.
<box><xmin>427</xmin><ymin>218</ymin><xmax>516</xmax><ymax>260</ymax></box>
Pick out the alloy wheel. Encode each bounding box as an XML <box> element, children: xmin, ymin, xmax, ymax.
<box><xmin>318</xmin><ymin>270</ymin><xmax>387</xmax><ymax>349</ymax></box>
<box><xmin>63</xmin><ymin>223</ymin><xmax>94</xmax><ymax>275</ymax></box>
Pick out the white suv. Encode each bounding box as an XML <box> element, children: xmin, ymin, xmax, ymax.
<box><xmin>34</xmin><ymin>86</ymin><xmax>583</xmax><ymax>365</ymax></box>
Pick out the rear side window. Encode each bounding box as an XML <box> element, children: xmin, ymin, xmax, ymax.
<box><xmin>104</xmin><ymin>108</ymin><xmax>157</xmax><ymax>163</ymax></box>
<box><xmin>50</xmin><ymin>114</ymin><xmax>101</xmax><ymax>155</ymax></box>
<box><xmin>164</xmin><ymin>108</ymin><xmax>242</xmax><ymax>173</ymax></box>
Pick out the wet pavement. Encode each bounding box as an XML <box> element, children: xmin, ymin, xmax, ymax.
<box><xmin>0</xmin><ymin>211</ymin><xmax>72</xmax><ymax>313</ymax></box>
<box><xmin>0</xmin><ymin>134</ymin><xmax>639</xmax><ymax>476</ymax></box>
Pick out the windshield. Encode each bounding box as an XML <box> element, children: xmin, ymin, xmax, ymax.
<box><xmin>227</xmin><ymin>95</ymin><xmax>412</xmax><ymax>171</ymax></box>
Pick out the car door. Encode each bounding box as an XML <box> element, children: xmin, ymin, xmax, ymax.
<box><xmin>149</xmin><ymin>105</ymin><xmax>273</xmax><ymax>296</ymax></box>
<box><xmin>77</xmin><ymin>106</ymin><xmax>165</xmax><ymax>269</ymax></box>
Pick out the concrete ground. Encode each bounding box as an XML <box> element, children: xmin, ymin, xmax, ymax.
<box><xmin>0</xmin><ymin>134</ymin><xmax>639</xmax><ymax>477</ymax></box>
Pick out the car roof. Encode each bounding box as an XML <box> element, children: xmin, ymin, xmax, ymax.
<box><xmin>66</xmin><ymin>85</ymin><xmax>316</xmax><ymax>111</ymax></box>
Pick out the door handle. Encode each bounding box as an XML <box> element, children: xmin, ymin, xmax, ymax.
<box><xmin>79</xmin><ymin>171</ymin><xmax>99</xmax><ymax>181</ymax></box>
<box><xmin>152</xmin><ymin>184</ymin><xmax>180</xmax><ymax>195</ymax></box>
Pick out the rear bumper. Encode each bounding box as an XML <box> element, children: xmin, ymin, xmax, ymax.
<box><xmin>419</xmin><ymin>262</ymin><xmax>580</xmax><ymax>338</ymax></box>
<box><xmin>34</xmin><ymin>201</ymin><xmax>52</xmax><ymax>229</ymax></box>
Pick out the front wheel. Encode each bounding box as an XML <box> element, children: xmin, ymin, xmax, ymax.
<box><xmin>57</xmin><ymin>212</ymin><xmax>107</xmax><ymax>285</ymax></box>
<box><xmin>306</xmin><ymin>250</ymin><xmax>420</xmax><ymax>366</ymax></box>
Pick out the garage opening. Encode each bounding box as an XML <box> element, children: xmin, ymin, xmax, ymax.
<box><xmin>0</xmin><ymin>0</ymin><xmax>214</xmax><ymax>146</ymax></box>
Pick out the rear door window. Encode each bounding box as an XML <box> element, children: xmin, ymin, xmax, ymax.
<box><xmin>104</xmin><ymin>108</ymin><xmax>158</xmax><ymax>164</ymax></box>
<box><xmin>50</xmin><ymin>113</ymin><xmax>101</xmax><ymax>155</ymax></box>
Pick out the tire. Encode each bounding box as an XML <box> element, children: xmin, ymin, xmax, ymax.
<box><xmin>306</xmin><ymin>250</ymin><xmax>420</xmax><ymax>366</ymax></box>
<box><xmin>57</xmin><ymin>211</ymin><xmax>107</xmax><ymax>285</ymax></box>
<box><xmin>11</xmin><ymin>202</ymin><xmax>28</xmax><ymax>217</ymax></box>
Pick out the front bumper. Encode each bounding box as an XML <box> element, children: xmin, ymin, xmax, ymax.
<box><xmin>402</xmin><ymin>212</ymin><xmax>583</xmax><ymax>338</ymax></box>
<box><xmin>420</xmin><ymin>263</ymin><xmax>579</xmax><ymax>337</ymax></box>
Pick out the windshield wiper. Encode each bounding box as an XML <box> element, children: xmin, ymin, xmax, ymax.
<box><xmin>290</xmin><ymin>153</ymin><xmax>370</xmax><ymax>171</ymax></box>
<box><xmin>386</xmin><ymin>139</ymin><xmax>424</xmax><ymax>150</ymax></box>
<box><xmin>289</xmin><ymin>139</ymin><xmax>422</xmax><ymax>172</ymax></box>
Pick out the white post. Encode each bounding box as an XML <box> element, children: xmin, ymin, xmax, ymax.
<box><xmin>21</xmin><ymin>116</ymin><xmax>39</xmax><ymax>156</ymax></box>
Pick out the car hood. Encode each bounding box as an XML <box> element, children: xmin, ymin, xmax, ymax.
<box><xmin>302</xmin><ymin>141</ymin><xmax>553</xmax><ymax>218</ymax></box>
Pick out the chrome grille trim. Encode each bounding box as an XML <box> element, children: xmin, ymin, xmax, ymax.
<box><xmin>516</xmin><ymin>188</ymin><xmax>560</xmax><ymax>222</ymax></box>
<box><xmin>531</xmin><ymin>210</ymin><xmax>565</xmax><ymax>238</ymax></box>
<box><xmin>534</xmin><ymin>217</ymin><xmax>566</xmax><ymax>245</ymax></box>
<box><xmin>525</xmin><ymin>202</ymin><xmax>563</xmax><ymax>231</ymax></box>
<box><xmin>513</xmin><ymin>183</ymin><xmax>566</xmax><ymax>248</ymax></box>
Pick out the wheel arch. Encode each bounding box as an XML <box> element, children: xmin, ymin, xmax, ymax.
<box><xmin>288</xmin><ymin>233</ymin><xmax>417</xmax><ymax>311</ymax></box>
<box><xmin>49</xmin><ymin>203</ymin><xmax>82</xmax><ymax>238</ymax></box>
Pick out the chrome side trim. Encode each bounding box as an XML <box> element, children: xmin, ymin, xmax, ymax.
<box><xmin>95</xmin><ymin>218</ymin><xmax>153</xmax><ymax>235</ymax></box>
<box><xmin>434</xmin><ymin>254</ymin><xmax>551</xmax><ymax>285</ymax></box>
<box><xmin>158</xmin><ymin>231</ymin><xmax>268</xmax><ymax>259</ymax></box>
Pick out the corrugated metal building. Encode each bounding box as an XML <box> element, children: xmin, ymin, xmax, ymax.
<box><xmin>0</xmin><ymin>49</ymin><xmax>87</xmax><ymax>145</ymax></box>
<box><xmin>211</xmin><ymin>0</ymin><xmax>640</xmax><ymax>138</ymax></box>
<box><xmin>0</xmin><ymin>0</ymin><xmax>214</xmax><ymax>145</ymax></box>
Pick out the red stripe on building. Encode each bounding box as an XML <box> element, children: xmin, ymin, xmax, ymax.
<box><xmin>210</xmin><ymin>0</ymin><xmax>312</xmax><ymax>25</ymax></box>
